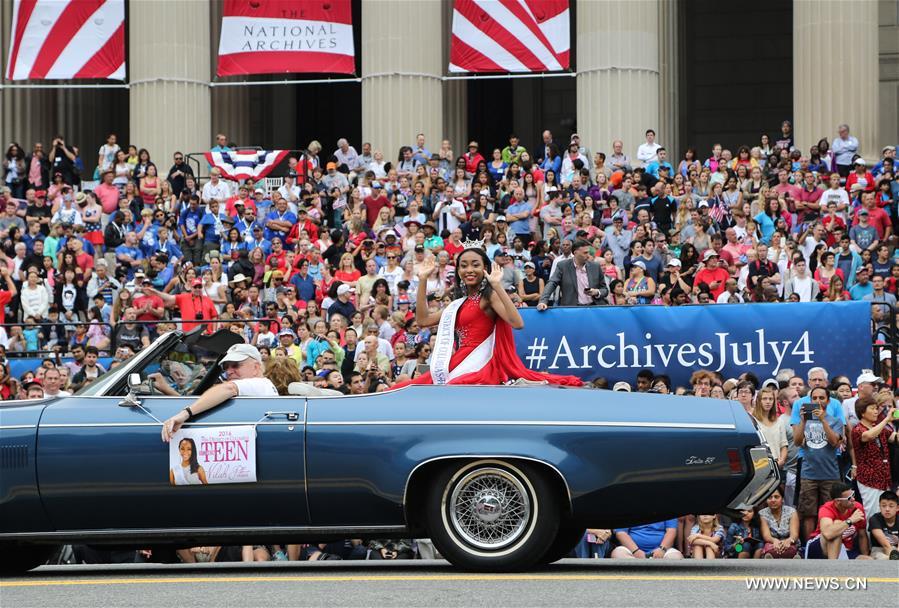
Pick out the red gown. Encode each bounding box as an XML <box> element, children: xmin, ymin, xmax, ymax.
<box><xmin>400</xmin><ymin>297</ymin><xmax>582</xmax><ymax>386</ymax></box>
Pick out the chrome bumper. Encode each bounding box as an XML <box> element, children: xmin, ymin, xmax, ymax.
<box><xmin>727</xmin><ymin>446</ymin><xmax>781</xmax><ymax>511</ymax></box>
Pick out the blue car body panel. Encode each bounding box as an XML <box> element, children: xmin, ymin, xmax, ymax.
<box><xmin>1</xmin><ymin>351</ymin><xmax>767</xmax><ymax>541</ymax></box>
<box><xmin>304</xmin><ymin>386</ymin><xmax>757</xmax><ymax>529</ymax></box>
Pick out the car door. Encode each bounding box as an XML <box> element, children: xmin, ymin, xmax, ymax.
<box><xmin>36</xmin><ymin>393</ymin><xmax>308</xmax><ymax>531</ymax></box>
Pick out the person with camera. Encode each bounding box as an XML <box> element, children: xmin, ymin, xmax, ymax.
<box><xmin>48</xmin><ymin>135</ymin><xmax>77</xmax><ymax>185</ymax></box>
<box><xmin>537</xmin><ymin>239</ymin><xmax>607</xmax><ymax>309</ymax></box>
<box><xmin>145</xmin><ymin>279</ymin><xmax>218</xmax><ymax>333</ymax></box>
<box><xmin>851</xmin><ymin>396</ymin><xmax>898</xmax><ymax>519</ymax></box>
<box><xmin>793</xmin><ymin>385</ymin><xmax>844</xmax><ymax>542</ymax></box>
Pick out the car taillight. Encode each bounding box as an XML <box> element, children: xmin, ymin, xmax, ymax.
<box><xmin>727</xmin><ymin>449</ymin><xmax>743</xmax><ymax>474</ymax></box>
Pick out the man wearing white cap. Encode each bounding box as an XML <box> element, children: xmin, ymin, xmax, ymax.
<box><xmin>161</xmin><ymin>343</ymin><xmax>277</xmax><ymax>442</ymax></box>
<box><xmin>841</xmin><ymin>370</ymin><xmax>882</xmax><ymax>428</ymax></box>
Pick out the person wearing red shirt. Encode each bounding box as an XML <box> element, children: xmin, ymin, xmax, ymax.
<box><xmin>463</xmin><ymin>141</ymin><xmax>485</xmax><ymax>175</ymax></box>
<box><xmin>821</xmin><ymin>200</ymin><xmax>846</xmax><ymax>246</ymax></box>
<box><xmin>850</xmin><ymin>396</ymin><xmax>898</xmax><ymax>520</ymax></box>
<box><xmin>286</xmin><ymin>207</ymin><xmax>319</xmax><ymax>247</ymax></box>
<box><xmin>362</xmin><ymin>184</ymin><xmax>391</xmax><ymax>227</ymax></box>
<box><xmin>852</xmin><ymin>191</ymin><xmax>892</xmax><ymax>241</ymax></box>
<box><xmin>225</xmin><ymin>186</ymin><xmax>257</xmax><ymax>217</ymax></box>
<box><xmin>772</xmin><ymin>168</ymin><xmax>801</xmax><ymax>214</ymax></box>
<box><xmin>795</xmin><ymin>171</ymin><xmax>823</xmax><ymax>227</ymax></box>
<box><xmin>0</xmin><ymin>265</ymin><xmax>17</xmax><ymax>325</ymax></box>
<box><xmin>845</xmin><ymin>158</ymin><xmax>876</xmax><ymax>194</ymax></box>
<box><xmin>148</xmin><ymin>279</ymin><xmax>218</xmax><ymax>333</ymax></box>
<box><xmin>693</xmin><ymin>250</ymin><xmax>730</xmax><ymax>299</ymax></box>
<box><xmin>805</xmin><ymin>483</ymin><xmax>871</xmax><ymax>559</ymax></box>
<box><xmin>266</xmin><ymin>238</ymin><xmax>288</xmax><ymax>272</ymax></box>
<box><xmin>132</xmin><ymin>273</ymin><xmax>165</xmax><ymax>324</ymax></box>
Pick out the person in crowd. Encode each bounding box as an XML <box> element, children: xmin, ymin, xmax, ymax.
<box><xmin>611</xmin><ymin>519</ymin><xmax>682</xmax><ymax>559</ymax></box>
<box><xmin>537</xmin><ymin>239</ymin><xmax>607</xmax><ymax>309</ymax></box>
<box><xmin>868</xmin><ymin>491</ymin><xmax>899</xmax><ymax>560</ymax></box>
<box><xmin>794</xmin><ymin>385</ymin><xmax>845</xmax><ymax>542</ymax></box>
<box><xmin>850</xmin><ymin>396</ymin><xmax>898</xmax><ymax>519</ymax></box>
<box><xmin>805</xmin><ymin>482</ymin><xmax>871</xmax><ymax>559</ymax></box>
<box><xmin>758</xmin><ymin>486</ymin><xmax>801</xmax><ymax>558</ymax></box>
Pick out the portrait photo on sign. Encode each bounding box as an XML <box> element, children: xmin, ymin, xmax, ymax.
<box><xmin>168</xmin><ymin>425</ymin><xmax>257</xmax><ymax>486</ymax></box>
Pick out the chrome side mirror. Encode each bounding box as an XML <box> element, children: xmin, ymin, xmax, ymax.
<box><xmin>119</xmin><ymin>373</ymin><xmax>149</xmax><ymax>407</ymax></box>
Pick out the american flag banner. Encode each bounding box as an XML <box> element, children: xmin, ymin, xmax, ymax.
<box><xmin>217</xmin><ymin>0</ymin><xmax>355</xmax><ymax>76</ymax></box>
<box><xmin>204</xmin><ymin>149</ymin><xmax>292</xmax><ymax>182</ymax></box>
<box><xmin>5</xmin><ymin>0</ymin><xmax>125</xmax><ymax>80</ymax></box>
<box><xmin>449</xmin><ymin>0</ymin><xmax>570</xmax><ymax>73</ymax></box>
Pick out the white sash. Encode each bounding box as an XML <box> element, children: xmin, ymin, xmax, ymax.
<box><xmin>429</xmin><ymin>297</ymin><xmax>495</xmax><ymax>385</ymax></box>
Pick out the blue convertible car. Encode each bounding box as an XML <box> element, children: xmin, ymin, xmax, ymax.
<box><xmin>0</xmin><ymin>330</ymin><xmax>778</xmax><ymax>572</ymax></box>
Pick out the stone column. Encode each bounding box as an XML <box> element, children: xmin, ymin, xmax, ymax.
<box><xmin>658</xmin><ymin>0</ymin><xmax>681</xmax><ymax>159</ymax></box>
<box><xmin>209</xmin><ymin>0</ymin><xmax>252</xmax><ymax>149</ymax></box>
<box><xmin>794</xmin><ymin>0</ymin><xmax>879</xmax><ymax>158</ymax></box>
<box><xmin>576</xmin><ymin>0</ymin><xmax>660</xmax><ymax>161</ymax></box>
<box><xmin>362</xmin><ymin>0</ymin><xmax>443</xmax><ymax>161</ymax></box>
<box><xmin>129</xmin><ymin>0</ymin><xmax>211</xmax><ymax>166</ymax></box>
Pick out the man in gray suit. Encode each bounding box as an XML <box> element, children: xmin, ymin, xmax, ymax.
<box><xmin>537</xmin><ymin>239</ymin><xmax>608</xmax><ymax>309</ymax></box>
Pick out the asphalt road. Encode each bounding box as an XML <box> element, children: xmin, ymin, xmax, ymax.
<box><xmin>2</xmin><ymin>559</ymin><xmax>897</xmax><ymax>607</ymax></box>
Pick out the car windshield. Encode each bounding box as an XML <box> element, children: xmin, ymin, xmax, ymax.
<box><xmin>75</xmin><ymin>329</ymin><xmax>242</xmax><ymax>397</ymax></box>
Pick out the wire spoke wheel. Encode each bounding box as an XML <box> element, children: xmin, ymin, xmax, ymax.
<box><xmin>447</xmin><ymin>467</ymin><xmax>531</xmax><ymax>550</ymax></box>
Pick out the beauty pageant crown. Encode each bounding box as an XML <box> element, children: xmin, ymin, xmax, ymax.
<box><xmin>462</xmin><ymin>238</ymin><xmax>485</xmax><ymax>251</ymax></box>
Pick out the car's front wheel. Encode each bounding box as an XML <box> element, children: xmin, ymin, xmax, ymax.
<box><xmin>424</xmin><ymin>459</ymin><xmax>560</xmax><ymax>571</ymax></box>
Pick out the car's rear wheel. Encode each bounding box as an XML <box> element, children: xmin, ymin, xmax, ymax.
<box><xmin>539</xmin><ymin>523</ymin><xmax>585</xmax><ymax>564</ymax></box>
<box><xmin>423</xmin><ymin>459</ymin><xmax>560</xmax><ymax>572</ymax></box>
<box><xmin>0</xmin><ymin>543</ymin><xmax>56</xmax><ymax>576</ymax></box>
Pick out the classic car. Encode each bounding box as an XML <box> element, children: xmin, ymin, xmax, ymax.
<box><xmin>0</xmin><ymin>329</ymin><xmax>779</xmax><ymax>573</ymax></box>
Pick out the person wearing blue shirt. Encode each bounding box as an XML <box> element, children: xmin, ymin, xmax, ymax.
<box><xmin>790</xmin><ymin>383</ymin><xmax>845</xmax><ymax>541</ymax></box>
<box><xmin>790</xmin><ymin>368</ymin><xmax>847</xmax><ymax>449</ymax></box>
<box><xmin>505</xmin><ymin>188</ymin><xmax>534</xmax><ymax>241</ymax></box>
<box><xmin>265</xmin><ymin>198</ymin><xmax>297</xmax><ymax>243</ymax></box>
<box><xmin>179</xmin><ymin>195</ymin><xmax>205</xmax><ymax>266</ymax></box>
<box><xmin>243</xmin><ymin>224</ymin><xmax>272</xmax><ymax>256</ymax></box>
<box><xmin>198</xmin><ymin>199</ymin><xmax>228</xmax><ymax>257</ymax></box>
<box><xmin>540</xmin><ymin>143</ymin><xmax>562</xmax><ymax>175</ymax></box>
<box><xmin>139</xmin><ymin>221</ymin><xmax>161</xmax><ymax>259</ymax></box>
<box><xmin>849</xmin><ymin>267</ymin><xmax>874</xmax><ymax>300</ymax></box>
<box><xmin>115</xmin><ymin>232</ymin><xmax>144</xmax><ymax>281</ymax></box>
<box><xmin>290</xmin><ymin>258</ymin><xmax>317</xmax><ymax>302</ymax></box>
<box><xmin>612</xmin><ymin>519</ymin><xmax>682</xmax><ymax>559</ymax></box>
<box><xmin>148</xmin><ymin>254</ymin><xmax>174</xmax><ymax>290</ymax></box>
<box><xmin>645</xmin><ymin>148</ymin><xmax>674</xmax><ymax>179</ymax></box>
<box><xmin>153</xmin><ymin>225</ymin><xmax>182</xmax><ymax>264</ymax></box>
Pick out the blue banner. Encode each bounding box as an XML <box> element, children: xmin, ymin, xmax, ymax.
<box><xmin>516</xmin><ymin>302</ymin><xmax>872</xmax><ymax>387</ymax></box>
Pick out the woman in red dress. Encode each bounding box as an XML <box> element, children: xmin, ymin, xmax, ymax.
<box><xmin>398</xmin><ymin>246</ymin><xmax>581</xmax><ymax>387</ymax></box>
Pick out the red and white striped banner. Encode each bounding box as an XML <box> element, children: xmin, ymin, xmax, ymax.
<box><xmin>450</xmin><ymin>0</ymin><xmax>569</xmax><ymax>73</ymax></box>
<box><xmin>5</xmin><ymin>0</ymin><xmax>125</xmax><ymax>81</ymax></box>
<box><xmin>217</xmin><ymin>0</ymin><xmax>355</xmax><ymax>76</ymax></box>
<box><xmin>204</xmin><ymin>149</ymin><xmax>291</xmax><ymax>182</ymax></box>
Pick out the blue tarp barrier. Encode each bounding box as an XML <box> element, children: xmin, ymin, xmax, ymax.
<box><xmin>516</xmin><ymin>302</ymin><xmax>871</xmax><ymax>386</ymax></box>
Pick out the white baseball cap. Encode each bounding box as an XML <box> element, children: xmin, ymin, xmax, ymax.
<box><xmin>337</xmin><ymin>284</ymin><xmax>352</xmax><ymax>296</ymax></box>
<box><xmin>856</xmin><ymin>369</ymin><xmax>883</xmax><ymax>385</ymax></box>
<box><xmin>613</xmin><ymin>381</ymin><xmax>632</xmax><ymax>392</ymax></box>
<box><xmin>220</xmin><ymin>343</ymin><xmax>262</xmax><ymax>365</ymax></box>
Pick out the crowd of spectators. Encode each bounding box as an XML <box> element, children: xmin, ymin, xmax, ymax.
<box><xmin>3</xmin><ymin>125</ymin><xmax>898</xmax><ymax>563</ymax></box>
